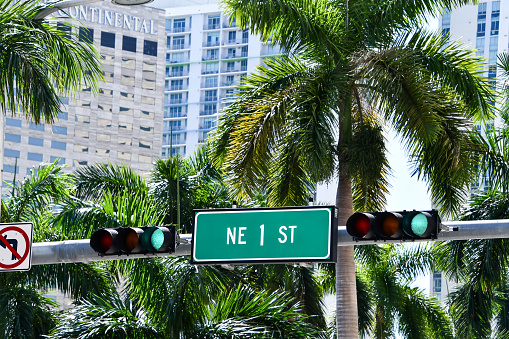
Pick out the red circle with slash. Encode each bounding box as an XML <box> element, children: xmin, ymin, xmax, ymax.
<box><xmin>0</xmin><ymin>226</ymin><xmax>30</xmax><ymax>269</ymax></box>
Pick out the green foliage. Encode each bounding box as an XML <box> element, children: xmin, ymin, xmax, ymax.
<box><xmin>0</xmin><ymin>0</ymin><xmax>103</xmax><ymax>123</ymax></box>
<box><xmin>0</xmin><ymin>286</ymin><xmax>56</xmax><ymax>338</ymax></box>
<box><xmin>49</xmin><ymin>293</ymin><xmax>160</xmax><ymax>339</ymax></box>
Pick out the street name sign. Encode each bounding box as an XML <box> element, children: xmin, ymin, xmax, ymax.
<box><xmin>0</xmin><ymin>223</ymin><xmax>33</xmax><ymax>271</ymax></box>
<box><xmin>192</xmin><ymin>206</ymin><xmax>337</xmax><ymax>264</ymax></box>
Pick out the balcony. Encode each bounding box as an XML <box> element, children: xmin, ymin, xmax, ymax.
<box><xmin>202</xmin><ymin>55</ymin><xmax>219</xmax><ymax>61</ymax></box>
<box><xmin>201</xmin><ymin>69</ymin><xmax>219</xmax><ymax>75</ymax></box>
<box><xmin>203</xmin><ymin>96</ymin><xmax>218</xmax><ymax>102</ymax></box>
<box><xmin>222</xmin><ymin>81</ymin><xmax>236</xmax><ymax>87</ymax></box>
<box><xmin>203</xmin><ymin>23</ymin><xmax>220</xmax><ymax>30</ymax></box>
<box><xmin>164</xmin><ymin>111</ymin><xmax>187</xmax><ymax>119</ymax></box>
<box><xmin>163</xmin><ymin>125</ymin><xmax>186</xmax><ymax>132</ymax></box>
<box><xmin>200</xmin><ymin>110</ymin><xmax>217</xmax><ymax>116</ymax></box>
<box><xmin>167</xmin><ymin>57</ymin><xmax>190</xmax><ymax>64</ymax></box>
<box><xmin>167</xmin><ymin>43</ymin><xmax>190</xmax><ymax>51</ymax></box>
<box><xmin>223</xmin><ymin>21</ymin><xmax>237</xmax><ymax>28</ymax></box>
<box><xmin>166</xmin><ymin>26</ymin><xmax>190</xmax><ymax>33</ymax></box>
<box><xmin>165</xmin><ymin>84</ymin><xmax>188</xmax><ymax>91</ymax></box>
<box><xmin>200</xmin><ymin>122</ymin><xmax>217</xmax><ymax>130</ymax></box>
<box><xmin>223</xmin><ymin>38</ymin><xmax>249</xmax><ymax>46</ymax></box>
<box><xmin>166</xmin><ymin>99</ymin><xmax>188</xmax><ymax>105</ymax></box>
<box><xmin>166</xmin><ymin>71</ymin><xmax>189</xmax><ymax>77</ymax></box>
<box><xmin>163</xmin><ymin>138</ymin><xmax>186</xmax><ymax>146</ymax></box>
<box><xmin>223</xmin><ymin>67</ymin><xmax>241</xmax><ymax>73</ymax></box>
<box><xmin>201</xmin><ymin>82</ymin><xmax>218</xmax><ymax>88</ymax></box>
<box><xmin>203</xmin><ymin>41</ymin><xmax>220</xmax><ymax>47</ymax></box>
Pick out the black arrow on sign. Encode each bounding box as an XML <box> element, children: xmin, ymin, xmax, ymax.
<box><xmin>0</xmin><ymin>236</ymin><xmax>18</xmax><ymax>260</ymax></box>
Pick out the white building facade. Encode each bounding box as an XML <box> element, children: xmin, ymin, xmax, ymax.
<box><xmin>160</xmin><ymin>3</ymin><xmax>280</xmax><ymax>157</ymax></box>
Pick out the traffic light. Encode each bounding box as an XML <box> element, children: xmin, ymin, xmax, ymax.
<box><xmin>90</xmin><ymin>225</ymin><xmax>179</xmax><ymax>255</ymax></box>
<box><xmin>346</xmin><ymin>210</ymin><xmax>440</xmax><ymax>241</ymax></box>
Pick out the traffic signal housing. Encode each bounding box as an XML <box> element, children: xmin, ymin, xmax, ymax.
<box><xmin>90</xmin><ymin>225</ymin><xmax>179</xmax><ymax>255</ymax></box>
<box><xmin>346</xmin><ymin>210</ymin><xmax>440</xmax><ymax>241</ymax></box>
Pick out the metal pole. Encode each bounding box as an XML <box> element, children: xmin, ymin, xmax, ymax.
<box><xmin>30</xmin><ymin>219</ymin><xmax>509</xmax><ymax>266</ymax></box>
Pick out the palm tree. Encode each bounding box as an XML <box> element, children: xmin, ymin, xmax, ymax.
<box><xmin>212</xmin><ymin>0</ymin><xmax>493</xmax><ymax>336</ymax></box>
<box><xmin>0</xmin><ymin>162</ymin><xmax>116</xmax><ymax>337</ymax></box>
<box><xmin>0</xmin><ymin>0</ymin><xmax>103</xmax><ymax>123</ymax></box>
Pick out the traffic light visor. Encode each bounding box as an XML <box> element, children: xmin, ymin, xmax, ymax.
<box><xmin>402</xmin><ymin>211</ymin><xmax>436</xmax><ymax>238</ymax></box>
<box><xmin>90</xmin><ymin>229</ymin><xmax>117</xmax><ymax>254</ymax></box>
<box><xmin>140</xmin><ymin>227</ymin><xmax>170</xmax><ymax>252</ymax></box>
<box><xmin>346</xmin><ymin>213</ymin><xmax>375</xmax><ymax>239</ymax></box>
<box><xmin>374</xmin><ymin>212</ymin><xmax>403</xmax><ymax>238</ymax></box>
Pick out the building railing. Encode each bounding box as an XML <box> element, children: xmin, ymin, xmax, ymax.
<box><xmin>165</xmin><ymin>85</ymin><xmax>188</xmax><ymax>91</ymax></box>
<box><xmin>164</xmin><ymin>111</ymin><xmax>187</xmax><ymax>119</ymax></box>
<box><xmin>166</xmin><ymin>71</ymin><xmax>189</xmax><ymax>77</ymax></box>
<box><xmin>200</xmin><ymin>110</ymin><xmax>217</xmax><ymax>116</ymax></box>
<box><xmin>203</xmin><ymin>41</ymin><xmax>220</xmax><ymax>47</ymax></box>
<box><xmin>202</xmin><ymin>70</ymin><xmax>219</xmax><ymax>75</ymax></box>
<box><xmin>202</xmin><ymin>55</ymin><xmax>219</xmax><ymax>61</ymax></box>
<box><xmin>165</xmin><ymin>26</ymin><xmax>190</xmax><ymax>33</ymax></box>
<box><xmin>222</xmin><ymin>21</ymin><xmax>236</xmax><ymax>28</ymax></box>
<box><xmin>168</xmin><ymin>43</ymin><xmax>190</xmax><ymax>50</ymax></box>
<box><xmin>203</xmin><ymin>23</ymin><xmax>221</xmax><ymax>30</ymax></box>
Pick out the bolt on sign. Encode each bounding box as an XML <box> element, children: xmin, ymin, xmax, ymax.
<box><xmin>0</xmin><ymin>223</ymin><xmax>33</xmax><ymax>271</ymax></box>
<box><xmin>191</xmin><ymin>206</ymin><xmax>337</xmax><ymax>264</ymax></box>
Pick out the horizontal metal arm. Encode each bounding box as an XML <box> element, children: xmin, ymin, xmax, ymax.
<box><xmin>31</xmin><ymin>220</ymin><xmax>509</xmax><ymax>265</ymax></box>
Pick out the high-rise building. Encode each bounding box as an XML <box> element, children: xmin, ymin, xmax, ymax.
<box><xmin>2</xmin><ymin>2</ymin><xmax>166</xmax><ymax>192</ymax></box>
<box><xmin>158</xmin><ymin>3</ymin><xmax>281</xmax><ymax>157</ymax></box>
<box><xmin>431</xmin><ymin>0</ymin><xmax>508</xmax><ymax>303</ymax></box>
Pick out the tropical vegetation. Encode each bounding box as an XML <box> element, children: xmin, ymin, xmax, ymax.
<box><xmin>213</xmin><ymin>0</ymin><xmax>494</xmax><ymax>336</ymax></box>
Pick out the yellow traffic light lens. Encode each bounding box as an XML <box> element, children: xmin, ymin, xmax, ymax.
<box><xmin>125</xmin><ymin>230</ymin><xmax>139</xmax><ymax>251</ymax></box>
<box><xmin>410</xmin><ymin>213</ymin><xmax>428</xmax><ymax>237</ymax></box>
<box><xmin>382</xmin><ymin>215</ymin><xmax>399</xmax><ymax>237</ymax></box>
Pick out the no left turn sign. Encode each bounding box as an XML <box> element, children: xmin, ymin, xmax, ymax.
<box><xmin>0</xmin><ymin>223</ymin><xmax>33</xmax><ymax>272</ymax></box>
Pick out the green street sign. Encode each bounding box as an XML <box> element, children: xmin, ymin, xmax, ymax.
<box><xmin>191</xmin><ymin>206</ymin><xmax>337</xmax><ymax>264</ymax></box>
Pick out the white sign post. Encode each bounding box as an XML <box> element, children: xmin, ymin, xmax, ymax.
<box><xmin>0</xmin><ymin>223</ymin><xmax>33</xmax><ymax>271</ymax></box>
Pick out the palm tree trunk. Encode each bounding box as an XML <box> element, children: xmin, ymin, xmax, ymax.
<box><xmin>336</xmin><ymin>169</ymin><xmax>358</xmax><ymax>338</ymax></box>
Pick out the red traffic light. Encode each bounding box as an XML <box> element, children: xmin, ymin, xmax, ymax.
<box><xmin>346</xmin><ymin>210</ymin><xmax>440</xmax><ymax>241</ymax></box>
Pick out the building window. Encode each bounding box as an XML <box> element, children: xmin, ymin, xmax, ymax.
<box><xmin>6</xmin><ymin>118</ymin><xmax>21</xmax><ymax>127</ymax></box>
<box><xmin>173</xmin><ymin>18</ymin><xmax>185</xmax><ymax>32</ymax></box>
<box><xmin>57</xmin><ymin>22</ymin><xmax>71</xmax><ymax>38</ymax></box>
<box><xmin>101</xmin><ymin>31</ymin><xmax>115</xmax><ymax>48</ymax></box>
<box><xmin>29</xmin><ymin>122</ymin><xmax>44</xmax><ymax>131</ymax></box>
<box><xmin>58</xmin><ymin>112</ymin><xmax>68</xmax><ymax>120</ymax></box>
<box><xmin>228</xmin><ymin>31</ymin><xmax>236</xmax><ymax>43</ymax></box>
<box><xmin>52</xmin><ymin>126</ymin><xmax>67</xmax><ymax>135</ymax></box>
<box><xmin>241</xmin><ymin>45</ymin><xmax>248</xmax><ymax>57</ymax></box>
<box><xmin>477</xmin><ymin>18</ymin><xmax>486</xmax><ymax>37</ymax></box>
<box><xmin>27</xmin><ymin>152</ymin><xmax>43</xmax><ymax>162</ymax></box>
<box><xmin>79</xmin><ymin>27</ymin><xmax>93</xmax><ymax>43</ymax></box>
<box><xmin>227</xmin><ymin>48</ymin><xmax>236</xmax><ymax>58</ymax></box>
<box><xmin>122</xmin><ymin>36</ymin><xmax>136</xmax><ymax>52</ymax></box>
<box><xmin>28</xmin><ymin>137</ymin><xmax>43</xmax><ymax>146</ymax></box>
<box><xmin>491</xmin><ymin>18</ymin><xmax>499</xmax><ymax>35</ymax></box>
<box><xmin>241</xmin><ymin>59</ymin><xmax>247</xmax><ymax>71</ymax></box>
<box><xmin>242</xmin><ymin>29</ymin><xmax>249</xmax><ymax>42</ymax></box>
<box><xmin>204</xmin><ymin>76</ymin><xmax>218</xmax><ymax>88</ymax></box>
<box><xmin>478</xmin><ymin>2</ymin><xmax>487</xmax><ymax>17</ymax></box>
<box><xmin>51</xmin><ymin>141</ymin><xmax>66</xmax><ymax>150</ymax></box>
<box><xmin>4</xmin><ymin>164</ymin><xmax>18</xmax><ymax>174</ymax></box>
<box><xmin>476</xmin><ymin>37</ymin><xmax>485</xmax><ymax>55</ymax></box>
<box><xmin>204</xmin><ymin>90</ymin><xmax>217</xmax><ymax>102</ymax></box>
<box><xmin>139</xmin><ymin>141</ymin><xmax>152</xmax><ymax>149</ymax></box>
<box><xmin>492</xmin><ymin>1</ymin><xmax>500</xmax><ymax>15</ymax></box>
<box><xmin>50</xmin><ymin>156</ymin><xmax>65</xmax><ymax>165</ymax></box>
<box><xmin>226</xmin><ymin>61</ymin><xmax>235</xmax><ymax>72</ymax></box>
<box><xmin>206</xmin><ymin>32</ymin><xmax>219</xmax><ymax>46</ymax></box>
<box><xmin>203</xmin><ymin>103</ymin><xmax>217</xmax><ymax>115</ymax></box>
<box><xmin>5</xmin><ymin>133</ymin><xmax>20</xmax><ymax>143</ymax></box>
<box><xmin>5</xmin><ymin>149</ymin><xmax>20</xmax><ymax>158</ymax></box>
<box><xmin>208</xmin><ymin>15</ymin><xmax>220</xmax><ymax>29</ymax></box>
<box><xmin>206</xmin><ymin>49</ymin><xmax>218</xmax><ymax>60</ymax></box>
<box><xmin>144</xmin><ymin>40</ymin><xmax>158</xmax><ymax>56</ymax></box>
<box><xmin>205</xmin><ymin>62</ymin><xmax>218</xmax><ymax>74</ymax></box>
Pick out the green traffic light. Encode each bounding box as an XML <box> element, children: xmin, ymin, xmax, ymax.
<box><xmin>150</xmin><ymin>228</ymin><xmax>165</xmax><ymax>250</ymax></box>
<box><xmin>410</xmin><ymin>213</ymin><xmax>428</xmax><ymax>237</ymax></box>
